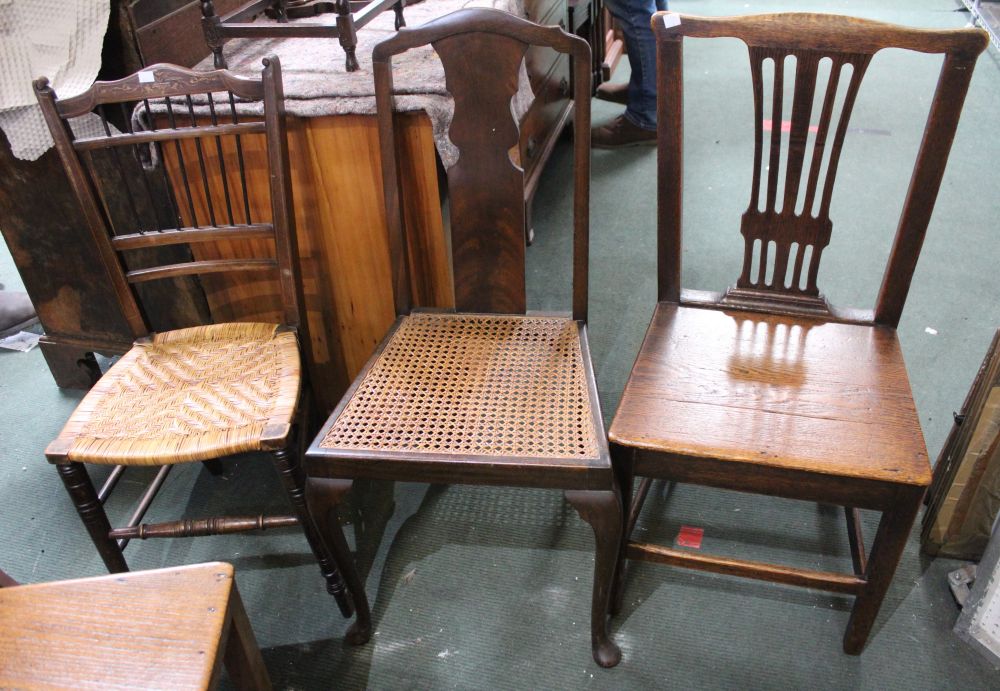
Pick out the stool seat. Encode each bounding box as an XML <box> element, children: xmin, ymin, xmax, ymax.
<box><xmin>0</xmin><ymin>562</ymin><xmax>269</xmax><ymax>690</ymax></box>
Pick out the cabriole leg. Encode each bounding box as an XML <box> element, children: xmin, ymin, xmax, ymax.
<box><xmin>565</xmin><ymin>488</ymin><xmax>623</xmax><ymax>668</ymax></box>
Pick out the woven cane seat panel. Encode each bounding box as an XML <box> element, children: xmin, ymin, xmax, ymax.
<box><xmin>320</xmin><ymin>313</ymin><xmax>601</xmax><ymax>459</ymax></box>
<box><xmin>53</xmin><ymin>323</ymin><xmax>300</xmax><ymax>465</ymax></box>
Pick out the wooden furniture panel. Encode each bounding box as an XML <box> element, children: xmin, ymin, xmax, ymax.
<box><xmin>0</xmin><ymin>562</ymin><xmax>269</xmax><ymax>690</ymax></box>
<box><xmin>923</xmin><ymin>329</ymin><xmax>1000</xmax><ymax>559</ymax></box>
<box><xmin>160</xmin><ymin>111</ymin><xmax>450</xmax><ymax>411</ymax></box>
<box><xmin>521</xmin><ymin>54</ymin><xmax>572</xmax><ymax>191</ymax></box>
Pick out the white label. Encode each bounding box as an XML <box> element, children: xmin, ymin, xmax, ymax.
<box><xmin>138</xmin><ymin>70</ymin><xmax>155</xmax><ymax>83</ymax></box>
<box><xmin>662</xmin><ymin>13</ymin><xmax>682</xmax><ymax>29</ymax></box>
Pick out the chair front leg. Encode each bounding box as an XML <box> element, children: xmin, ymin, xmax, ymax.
<box><xmin>305</xmin><ymin>476</ymin><xmax>373</xmax><ymax>645</ymax></box>
<box><xmin>843</xmin><ymin>486</ymin><xmax>924</xmax><ymax>654</ymax></box>
<box><xmin>56</xmin><ymin>462</ymin><xmax>127</xmax><ymax>572</ymax></box>
<box><xmin>610</xmin><ymin>444</ymin><xmax>635</xmax><ymax>616</ymax></box>
<box><xmin>565</xmin><ymin>488</ymin><xmax>623</xmax><ymax>668</ymax></box>
<box><xmin>271</xmin><ymin>447</ymin><xmax>353</xmax><ymax>618</ymax></box>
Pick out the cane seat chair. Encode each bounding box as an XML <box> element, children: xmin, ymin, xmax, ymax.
<box><xmin>608</xmin><ymin>12</ymin><xmax>988</xmax><ymax>654</ymax></box>
<box><xmin>304</xmin><ymin>8</ymin><xmax>623</xmax><ymax>666</ymax></box>
<box><xmin>34</xmin><ymin>57</ymin><xmax>363</xmax><ymax>627</ymax></box>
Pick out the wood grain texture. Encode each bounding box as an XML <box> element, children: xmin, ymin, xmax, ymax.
<box><xmin>609</xmin><ymin>302</ymin><xmax>930</xmax><ymax>485</ymax></box>
<box><xmin>161</xmin><ymin>111</ymin><xmax>450</xmax><ymax>412</ymax></box>
<box><xmin>437</xmin><ymin>31</ymin><xmax>529</xmax><ymax>314</ymax></box>
<box><xmin>652</xmin><ymin>11</ymin><xmax>988</xmax><ymax>56</ymax></box>
<box><xmin>0</xmin><ymin>562</ymin><xmax>268</xmax><ymax>690</ymax></box>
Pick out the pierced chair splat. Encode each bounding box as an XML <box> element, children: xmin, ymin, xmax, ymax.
<box><xmin>609</xmin><ymin>11</ymin><xmax>988</xmax><ymax>655</ymax></box>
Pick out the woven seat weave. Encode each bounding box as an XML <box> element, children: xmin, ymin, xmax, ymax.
<box><xmin>321</xmin><ymin>313</ymin><xmax>601</xmax><ymax>459</ymax></box>
<box><xmin>49</xmin><ymin>323</ymin><xmax>300</xmax><ymax>465</ymax></box>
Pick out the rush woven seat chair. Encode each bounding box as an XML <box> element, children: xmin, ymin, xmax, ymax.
<box><xmin>304</xmin><ymin>9</ymin><xmax>623</xmax><ymax>666</ymax></box>
<box><xmin>34</xmin><ymin>57</ymin><xmax>362</xmax><ymax>627</ymax></box>
<box><xmin>608</xmin><ymin>12</ymin><xmax>988</xmax><ymax>654</ymax></box>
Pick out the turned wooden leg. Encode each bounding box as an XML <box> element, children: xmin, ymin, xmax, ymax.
<box><xmin>393</xmin><ymin>0</ymin><xmax>406</xmax><ymax>30</ymax></box>
<box><xmin>336</xmin><ymin>8</ymin><xmax>360</xmax><ymax>72</ymax></box>
<box><xmin>200</xmin><ymin>3</ymin><xmax>228</xmax><ymax>69</ymax></box>
<box><xmin>565</xmin><ymin>488</ymin><xmax>623</xmax><ymax>668</ymax></box>
<box><xmin>56</xmin><ymin>462</ymin><xmax>127</xmax><ymax>572</ymax></box>
<box><xmin>222</xmin><ymin>583</ymin><xmax>272</xmax><ymax>691</ymax></box>
<box><xmin>843</xmin><ymin>486</ymin><xmax>924</xmax><ymax>654</ymax></box>
<box><xmin>271</xmin><ymin>447</ymin><xmax>353</xmax><ymax>618</ymax></box>
<box><xmin>609</xmin><ymin>444</ymin><xmax>635</xmax><ymax>616</ymax></box>
<box><xmin>305</xmin><ymin>477</ymin><xmax>372</xmax><ymax>645</ymax></box>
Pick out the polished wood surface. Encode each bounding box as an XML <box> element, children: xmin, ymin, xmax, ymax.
<box><xmin>610</xmin><ymin>11</ymin><xmax>988</xmax><ymax>656</ymax></box>
<box><xmin>610</xmin><ymin>303</ymin><xmax>930</xmax><ymax>485</ymax></box>
<box><xmin>160</xmin><ymin>111</ymin><xmax>449</xmax><ymax>411</ymax></box>
<box><xmin>0</xmin><ymin>562</ymin><xmax>270</xmax><ymax>690</ymax></box>
<box><xmin>309</xmin><ymin>9</ymin><xmax>621</xmax><ymax>667</ymax></box>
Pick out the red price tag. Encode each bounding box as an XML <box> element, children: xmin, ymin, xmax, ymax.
<box><xmin>676</xmin><ymin>525</ymin><xmax>704</xmax><ymax>549</ymax></box>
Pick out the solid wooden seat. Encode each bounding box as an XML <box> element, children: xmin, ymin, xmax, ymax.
<box><xmin>305</xmin><ymin>9</ymin><xmax>624</xmax><ymax>667</ymax></box>
<box><xmin>34</xmin><ymin>58</ymin><xmax>363</xmax><ymax>628</ymax></box>
<box><xmin>0</xmin><ymin>562</ymin><xmax>269</xmax><ymax>690</ymax></box>
<box><xmin>316</xmin><ymin>312</ymin><xmax>608</xmax><ymax>486</ymax></box>
<box><xmin>609</xmin><ymin>11</ymin><xmax>988</xmax><ymax>656</ymax></box>
<box><xmin>48</xmin><ymin>323</ymin><xmax>300</xmax><ymax>465</ymax></box>
<box><xmin>610</xmin><ymin>303</ymin><xmax>930</xmax><ymax>486</ymax></box>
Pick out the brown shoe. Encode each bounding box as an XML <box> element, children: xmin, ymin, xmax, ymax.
<box><xmin>595</xmin><ymin>81</ymin><xmax>629</xmax><ymax>105</ymax></box>
<box><xmin>591</xmin><ymin>114</ymin><xmax>657</xmax><ymax>149</ymax></box>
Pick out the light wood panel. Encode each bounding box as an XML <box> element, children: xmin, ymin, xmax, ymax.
<box><xmin>0</xmin><ymin>562</ymin><xmax>269</xmax><ymax>690</ymax></box>
<box><xmin>161</xmin><ymin>112</ymin><xmax>451</xmax><ymax>413</ymax></box>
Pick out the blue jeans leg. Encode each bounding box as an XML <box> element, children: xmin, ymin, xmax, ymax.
<box><xmin>604</xmin><ymin>0</ymin><xmax>666</xmax><ymax>130</ymax></box>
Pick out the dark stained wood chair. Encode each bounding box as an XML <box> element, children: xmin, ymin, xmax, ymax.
<box><xmin>304</xmin><ymin>8</ymin><xmax>623</xmax><ymax>667</ymax></box>
<box><xmin>33</xmin><ymin>58</ymin><xmax>366</xmax><ymax>632</ymax></box>
<box><xmin>609</xmin><ymin>11</ymin><xmax>988</xmax><ymax>654</ymax></box>
<box><xmin>0</xmin><ymin>562</ymin><xmax>270</xmax><ymax>690</ymax></box>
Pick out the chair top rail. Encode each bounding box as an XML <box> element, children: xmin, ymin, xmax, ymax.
<box><xmin>373</xmin><ymin>7</ymin><xmax>590</xmax><ymax>64</ymax></box>
<box><xmin>38</xmin><ymin>63</ymin><xmax>266</xmax><ymax>120</ymax></box>
<box><xmin>653</xmin><ymin>11</ymin><xmax>988</xmax><ymax>57</ymax></box>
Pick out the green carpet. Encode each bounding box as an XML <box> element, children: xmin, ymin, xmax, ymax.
<box><xmin>2</xmin><ymin>0</ymin><xmax>999</xmax><ymax>688</ymax></box>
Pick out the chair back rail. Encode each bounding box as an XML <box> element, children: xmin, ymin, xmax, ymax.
<box><xmin>373</xmin><ymin>8</ymin><xmax>593</xmax><ymax>320</ymax></box>
<box><xmin>34</xmin><ymin>57</ymin><xmax>303</xmax><ymax>337</ymax></box>
<box><xmin>653</xmin><ymin>12</ymin><xmax>987</xmax><ymax>325</ymax></box>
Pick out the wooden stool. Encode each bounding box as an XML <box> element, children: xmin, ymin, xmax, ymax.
<box><xmin>0</xmin><ymin>563</ymin><xmax>270</xmax><ymax>690</ymax></box>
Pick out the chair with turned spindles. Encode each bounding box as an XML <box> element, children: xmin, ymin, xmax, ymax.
<box><xmin>34</xmin><ymin>57</ymin><xmax>367</xmax><ymax>638</ymax></box>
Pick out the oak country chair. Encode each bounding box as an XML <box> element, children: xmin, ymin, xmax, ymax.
<box><xmin>608</xmin><ymin>12</ymin><xmax>988</xmax><ymax>653</ymax></box>
<box><xmin>34</xmin><ymin>58</ymin><xmax>361</xmax><ymax>626</ymax></box>
<box><xmin>305</xmin><ymin>9</ymin><xmax>624</xmax><ymax>667</ymax></box>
